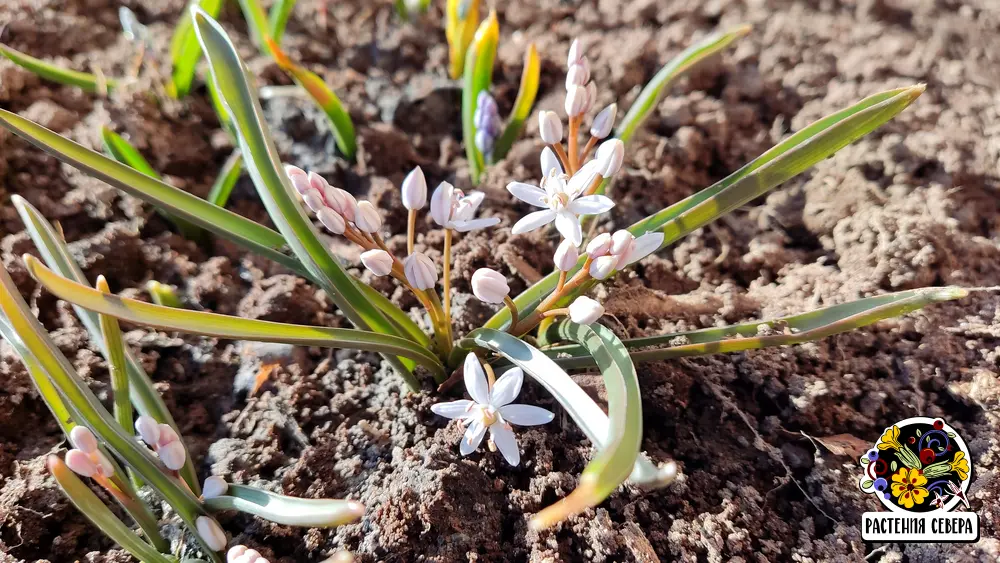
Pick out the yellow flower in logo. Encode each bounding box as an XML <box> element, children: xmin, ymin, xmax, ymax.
<box><xmin>890</xmin><ymin>467</ymin><xmax>929</xmax><ymax>509</ymax></box>
<box><xmin>877</xmin><ymin>426</ymin><xmax>902</xmax><ymax>451</ymax></box>
<box><xmin>950</xmin><ymin>451</ymin><xmax>969</xmax><ymax>481</ymax></box>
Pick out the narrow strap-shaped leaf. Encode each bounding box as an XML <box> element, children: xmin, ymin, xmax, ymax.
<box><xmin>206</xmin><ymin>150</ymin><xmax>244</xmax><ymax>207</ymax></box>
<box><xmin>529</xmin><ymin>322</ymin><xmax>642</xmax><ymax>530</ymax></box>
<box><xmin>542</xmin><ymin>287</ymin><xmax>969</xmax><ymax>368</ymax></box>
<box><xmin>466</xmin><ymin>328</ymin><xmax>677</xmax><ymax>489</ymax></box>
<box><xmin>48</xmin><ymin>456</ymin><xmax>175</xmax><ymax>563</ymax></box>
<box><xmin>491</xmin><ymin>43</ymin><xmax>540</xmax><ymax>161</ymax></box>
<box><xmin>482</xmin><ymin>85</ymin><xmax>925</xmax><ymax>330</ymax></box>
<box><xmin>0</xmin><ymin>109</ymin><xmax>305</xmax><ymax>277</ymax></box>
<box><xmin>268</xmin><ymin>0</ymin><xmax>298</xmax><ymax>45</ymax></box>
<box><xmin>192</xmin><ymin>8</ymin><xmax>422</xmax><ymax>389</ymax></box>
<box><xmin>614</xmin><ymin>25</ymin><xmax>751</xmax><ymax>145</ymax></box>
<box><xmin>236</xmin><ymin>0</ymin><xmax>273</xmax><ymax>55</ymax></box>
<box><xmin>462</xmin><ymin>12</ymin><xmax>499</xmax><ymax>184</ymax></box>
<box><xmin>445</xmin><ymin>0</ymin><xmax>480</xmax><ymax>80</ymax></box>
<box><xmin>169</xmin><ymin>0</ymin><xmax>225</xmax><ymax>98</ymax></box>
<box><xmin>96</xmin><ymin>277</ymin><xmax>133</xmax><ymax>454</ymax></box>
<box><xmin>0</xmin><ymin>263</ymin><xmax>221</xmax><ymax>561</ymax></box>
<box><xmin>267</xmin><ymin>39</ymin><xmax>357</xmax><ymax>160</ymax></box>
<box><xmin>24</xmin><ymin>255</ymin><xmax>445</xmax><ymax>378</ymax></box>
<box><xmin>0</xmin><ymin>313</ymin><xmax>75</xmax><ymax>434</ymax></box>
<box><xmin>0</xmin><ymin>43</ymin><xmax>117</xmax><ymax>94</ymax></box>
<box><xmin>204</xmin><ymin>484</ymin><xmax>364</xmax><ymax>528</ymax></box>
<box><xmin>12</xmin><ymin>196</ymin><xmax>201</xmax><ymax>494</ymax></box>
<box><xmin>100</xmin><ymin>127</ymin><xmax>204</xmax><ymax>241</ymax></box>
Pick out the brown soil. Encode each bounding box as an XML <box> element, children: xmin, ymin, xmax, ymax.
<box><xmin>2</xmin><ymin>0</ymin><xmax>1000</xmax><ymax>561</ymax></box>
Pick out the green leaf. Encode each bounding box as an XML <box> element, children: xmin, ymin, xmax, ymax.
<box><xmin>491</xmin><ymin>43</ymin><xmax>540</xmax><ymax>161</ymax></box>
<box><xmin>462</xmin><ymin>11</ymin><xmax>498</xmax><ymax>184</ymax></box>
<box><xmin>237</xmin><ymin>0</ymin><xmax>273</xmax><ymax>55</ymax></box>
<box><xmin>483</xmin><ymin>85</ymin><xmax>925</xmax><ymax>331</ymax></box>
<box><xmin>192</xmin><ymin>8</ymin><xmax>422</xmax><ymax>389</ymax></box>
<box><xmin>465</xmin><ymin>328</ymin><xmax>677</xmax><ymax>490</ymax></box>
<box><xmin>12</xmin><ymin>196</ymin><xmax>201</xmax><ymax>494</ymax></box>
<box><xmin>146</xmin><ymin>280</ymin><xmax>184</xmax><ymax>308</ymax></box>
<box><xmin>615</xmin><ymin>25</ymin><xmax>751</xmax><ymax>145</ymax></box>
<box><xmin>268</xmin><ymin>0</ymin><xmax>298</xmax><ymax>45</ymax></box>
<box><xmin>891</xmin><ymin>460</ymin><xmax>898</xmax><ymax>472</ymax></box>
<box><xmin>48</xmin><ymin>456</ymin><xmax>175</xmax><ymax>563</ymax></box>
<box><xmin>861</xmin><ymin>479</ymin><xmax>874</xmax><ymax>489</ymax></box>
<box><xmin>861</xmin><ymin>457</ymin><xmax>870</xmax><ymax>465</ymax></box>
<box><xmin>0</xmin><ymin>313</ymin><xmax>75</xmax><ymax>435</ymax></box>
<box><xmin>267</xmin><ymin>38</ymin><xmax>357</xmax><ymax>160</ymax></box>
<box><xmin>0</xmin><ymin>262</ymin><xmax>220</xmax><ymax>561</ymax></box>
<box><xmin>204</xmin><ymin>484</ymin><xmax>364</xmax><ymax>528</ymax></box>
<box><xmin>100</xmin><ymin>126</ymin><xmax>204</xmax><ymax>241</ymax></box>
<box><xmin>0</xmin><ymin>43</ymin><xmax>118</xmax><ymax>94</ymax></box>
<box><xmin>529</xmin><ymin>322</ymin><xmax>644</xmax><ymax>530</ymax></box>
<box><xmin>24</xmin><ymin>255</ymin><xmax>445</xmax><ymax>379</ymax></box>
<box><xmin>541</xmin><ymin>287</ymin><xmax>968</xmax><ymax>367</ymax></box>
<box><xmin>0</xmin><ymin>109</ymin><xmax>307</xmax><ymax>278</ymax></box>
<box><xmin>169</xmin><ymin>0</ymin><xmax>225</xmax><ymax>98</ymax></box>
<box><xmin>95</xmin><ymin>277</ymin><xmax>133</xmax><ymax>464</ymax></box>
<box><xmin>206</xmin><ymin>150</ymin><xmax>244</xmax><ymax>207</ymax></box>
<box><xmin>445</xmin><ymin>0</ymin><xmax>480</xmax><ymax>80</ymax></box>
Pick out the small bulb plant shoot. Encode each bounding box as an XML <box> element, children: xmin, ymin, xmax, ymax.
<box><xmin>0</xmin><ymin>4</ymin><xmax>988</xmax><ymax>560</ymax></box>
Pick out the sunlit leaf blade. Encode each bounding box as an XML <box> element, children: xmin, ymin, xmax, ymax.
<box><xmin>169</xmin><ymin>0</ymin><xmax>225</xmax><ymax>98</ymax></box>
<box><xmin>48</xmin><ymin>456</ymin><xmax>174</xmax><ymax>563</ymax></box>
<box><xmin>206</xmin><ymin>150</ymin><xmax>244</xmax><ymax>207</ymax></box>
<box><xmin>268</xmin><ymin>0</ymin><xmax>298</xmax><ymax>45</ymax></box>
<box><xmin>0</xmin><ymin>109</ymin><xmax>308</xmax><ymax>278</ymax></box>
<box><xmin>24</xmin><ymin>255</ymin><xmax>445</xmax><ymax>378</ymax></box>
<box><xmin>237</xmin><ymin>0</ymin><xmax>273</xmax><ymax>55</ymax></box>
<box><xmin>483</xmin><ymin>85</ymin><xmax>925</xmax><ymax>330</ymax></box>
<box><xmin>100</xmin><ymin>126</ymin><xmax>204</xmax><ymax>241</ymax></box>
<box><xmin>204</xmin><ymin>484</ymin><xmax>364</xmax><ymax>528</ymax></box>
<box><xmin>462</xmin><ymin>11</ymin><xmax>498</xmax><ymax>183</ymax></box>
<box><xmin>0</xmin><ymin>263</ymin><xmax>220</xmax><ymax>562</ymax></box>
<box><xmin>192</xmin><ymin>8</ymin><xmax>422</xmax><ymax>389</ymax></box>
<box><xmin>446</xmin><ymin>0</ymin><xmax>480</xmax><ymax>80</ymax></box>
<box><xmin>543</xmin><ymin>287</ymin><xmax>969</xmax><ymax>367</ymax></box>
<box><xmin>13</xmin><ymin>196</ymin><xmax>201</xmax><ymax>493</ymax></box>
<box><xmin>465</xmin><ymin>328</ymin><xmax>677</xmax><ymax>489</ymax></box>
<box><xmin>353</xmin><ymin>279</ymin><xmax>431</xmax><ymax>348</ymax></box>
<box><xmin>96</xmin><ymin>277</ymin><xmax>133</xmax><ymax>452</ymax></box>
<box><xmin>0</xmin><ymin>43</ymin><xmax>118</xmax><ymax>94</ymax></box>
<box><xmin>491</xmin><ymin>43</ymin><xmax>540</xmax><ymax>161</ymax></box>
<box><xmin>529</xmin><ymin>322</ymin><xmax>642</xmax><ymax>530</ymax></box>
<box><xmin>267</xmin><ymin>38</ymin><xmax>357</xmax><ymax>160</ymax></box>
<box><xmin>614</xmin><ymin>25</ymin><xmax>751</xmax><ymax>145</ymax></box>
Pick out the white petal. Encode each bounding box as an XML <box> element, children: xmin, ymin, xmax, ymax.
<box><xmin>566</xmin><ymin>164</ymin><xmax>599</xmax><ymax>198</ymax></box>
<box><xmin>568</xmin><ymin>195</ymin><xmax>614</xmax><ymax>215</ymax></box>
<box><xmin>540</xmin><ymin>146</ymin><xmax>563</xmax><ymax>177</ymax></box>
<box><xmin>506</xmin><ymin>182</ymin><xmax>547</xmax><ymax>207</ymax></box>
<box><xmin>431</xmin><ymin>400</ymin><xmax>475</xmax><ymax>420</ymax></box>
<box><xmin>625</xmin><ymin>232</ymin><xmax>664</xmax><ymax>265</ymax></box>
<box><xmin>511</xmin><ymin>209</ymin><xmax>556</xmax><ymax>235</ymax></box>
<box><xmin>554</xmin><ymin>211</ymin><xmax>583</xmax><ymax>246</ymax></box>
<box><xmin>490</xmin><ymin>424</ymin><xmax>520</xmax><ymax>466</ymax></box>
<box><xmin>462</xmin><ymin>191</ymin><xmax>486</xmax><ymax>210</ymax></box>
<box><xmin>451</xmin><ymin>217</ymin><xmax>500</xmax><ymax>232</ymax></box>
<box><xmin>489</xmin><ymin>367</ymin><xmax>523</xmax><ymax>408</ymax></box>
<box><xmin>464</xmin><ymin>353</ymin><xmax>490</xmax><ymax>404</ymax></box>
<box><xmin>499</xmin><ymin>404</ymin><xmax>555</xmax><ymax>426</ymax></box>
<box><xmin>460</xmin><ymin>420</ymin><xmax>487</xmax><ymax>455</ymax></box>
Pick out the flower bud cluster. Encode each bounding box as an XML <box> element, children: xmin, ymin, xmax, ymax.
<box><xmin>64</xmin><ymin>426</ymin><xmax>115</xmax><ymax>478</ymax></box>
<box><xmin>585</xmin><ymin>230</ymin><xmax>664</xmax><ymax>279</ymax></box>
<box><xmin>135</xmin><ymin>415</ymin><xmax>187</xmax><ymax>470</ymax></box>
<box><xmin>565</xmin><ymin>39</ymin><xmax>596</xmax><ymax>118</ymax></box>
<box><xmin>474</xmin><ymin>91</ymin><xmax>502</xmax><ymax>155</ymax></box>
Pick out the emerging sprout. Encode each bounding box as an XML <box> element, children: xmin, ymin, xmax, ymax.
<box><xmin>431</xmin><ymin>354</ymin><xmax>554</xmax><ymax>465</ymax></box>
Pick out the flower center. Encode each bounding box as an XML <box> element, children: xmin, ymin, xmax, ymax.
<box><xmin>475</xmin><ymin>405</ymin><xmax>498</xmax><ymax>427</ymax></box>
<box><xmin>548</xmin><ymin>192</ymin><xmax>570</xmax><ymax>210</ymax></box>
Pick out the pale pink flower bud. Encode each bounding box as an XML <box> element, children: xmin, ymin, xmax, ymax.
<box><xmin>134</xmin><ymin>416</ymin><xmax>160</xmax><ymax>446</ymax></box>
<box><xmin>203</xmin><ymin>476</ymin><xmax>228</xmax><ymax>500</ymax></box>
<box><xmin>596</xmin><ymin>139</ymin><xmax>624</xmax><ymax>177</ymax></box>
<box><xmin>554</xmin><ymin>239</ymin><xmax>579</xmax><ymax>272</ymax></box>
<box><xmin>567</xmin><ymin>38</ymin><xmax>584</xmax><ymax>67</ymax></box>
<box><xmin>93</xmin><ymin>450</ymin><xmax>115</xmax><ymax>477</ymax></box>
<box><xmin>610</xmin><ymin>230</ymin><xmax>634</xmax><ymax>255</ymax></box>
<box><xmin>285</xmin><ymin>165</ymin><xmax>310</xmax><ymax>194</ymax></box>
<box><xmin>471</xmin><ymin>268</ymin><xmax>509</xmax><ymax>304</ymax></box>
<box><xmin>565</xmin><ymin>62</ymin><xmax>590</xmax><ymax>89</ymax></box>
<box><xmin>156</xmin><ymin>423</ymin><xmax>179</xmax><ymax>447</ymax></box>
<box><xmin>568</xmin><ymin>296</ymin><xmax>604</xmax><ymax>324</ymax></box>
<box><xmin>301</xmin><ymin>188</ymin><xmax>327</xmax><ymax>213</ymax></box>
<box><xmin>589</xmin><ymin>255</ymin><xmax>618</xmax><ymax>280</ymax></box>
<box><xmin>565</xmin><ymin>85</ymin><xmax>588</xmax><ymax>117</ymax></box>
<box><xmin>158</xmin><ymin>440</ymin><xmax>186</xmax><ymax>471</ymax></box>
<box><xmin>227</xmin><ymin>546</ymin><xmax>248</xmax><ymax>561</ymax></box>
<box><xmin>585</xmin><ymin>233</ymin><xmax>612</xmax><ymax>258</ymax></box>
<box><xmin>401</xmin><ymin>166</ymin><xmax>427</xmax><ymax>210</ymax></box>
<box><xmin>324</xmin><ymin>187</ymin><xmax>358</xmax><ymax>222</ymax></box>
<box><xmin>538</xmin><ymin>111</ymin><xmax>563</xmax><ymax>145</ymax></box>
<box><xmin>70</xmin><ymin>426</ymin><xmax>98</xmax><ymax>454</ymax></box>
<box><xmin>65</xmin><ymin>449</ymin><xmax>98</xmax><ymax>477</ymax></box>
<box><xmin>583</xmin><ymin>81</ymin><xmax>597</xmax><ymax>114</ymax></box>
<box><xmin>430</xmin><ymin>181</ymin><xmax>455</xmax><ymax>227</ymax></box>
<box><xmin>354</xmin><ymin>201</ymin><xmax>382</xmax><ymax>233</ymax></box>
<box><xmin>316</xmin><ymin>208</ymin><xmax>346</xmax><ymax>234</ymax></box>
<box><xmin>404</xmin><ymin>252</ymin><xmax>437</xmax><ymax>290</ymax></box>
<box><xmin>360</xmin><ymin>249</ymin><xmax>394</xmax><ymax>277</ymax></box>
<box><xmin>590</xmin><ymin>103</ymin><xmax>616</xmax><ymax>139</ymax></box>
<box><xmin>196</xmin><ymin>516</ymin><xmax>227</xmax><ymax>552</ymax></box>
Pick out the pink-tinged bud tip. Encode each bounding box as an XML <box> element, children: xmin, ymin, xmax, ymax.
<box><xmin>471</xmin><ymin>268</ymin><xmax>509</xmax><ymax>304</ymax></box>
<box><xmin>69</xmin><ymin>426</ymin><xmax>98</xmax><ymax>454</ymax></box>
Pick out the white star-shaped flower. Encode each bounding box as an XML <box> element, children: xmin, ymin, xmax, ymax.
<box><xmin>431</xmin><ymin>353</ymin><xmax>554</xmax><ymax>466</ymax></box>
<box><xmin>430</xmin><ymin>182</ymin><xmax>501</xmax><ymax>232</ymax></box>
<box><xmin>506</xmin><ymin>161</ymin><xmax>614</xmax><ymax>246</ymax></box>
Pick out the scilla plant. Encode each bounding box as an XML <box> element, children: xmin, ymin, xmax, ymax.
<box><xmin>0</xmin><ymin>6</ymin><xmax>976</xmax><ymax>555</ymax></box>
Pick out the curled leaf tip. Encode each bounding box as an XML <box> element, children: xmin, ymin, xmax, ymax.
<box><xmin>95</xmin><ymin>275</ymin><xmax>111</xmax><ymax>293</ymax></box>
